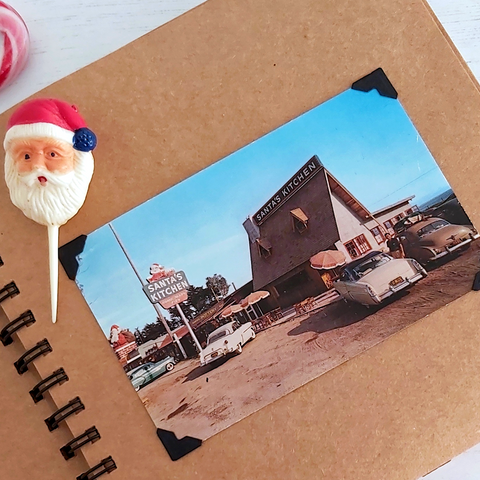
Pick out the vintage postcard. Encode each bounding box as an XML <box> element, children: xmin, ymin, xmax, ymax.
<box><xmin>73</xmin><ymin>85</ymin><xmax>479</xmax><ymax>442</ymax></box>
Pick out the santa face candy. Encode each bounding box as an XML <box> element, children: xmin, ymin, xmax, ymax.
<box><xmin>3</xmin><ymin>98</ymin><xmax>97</xmax><ymax>323</ymax></box>
<box><xmin>4</xmin><ymin>99</ymin><xmax>96</xmax><ymax>226</ymax></box>
<box><xmin>0</xmin><ymin>2</ymin><xmax>29</xmax><ymax>90</ymax></box>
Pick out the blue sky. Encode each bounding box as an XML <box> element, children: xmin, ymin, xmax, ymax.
<box><xmin>76</xmin><ymin>88</ymin><xmax>451</xmax><ymax>336</ymax></box>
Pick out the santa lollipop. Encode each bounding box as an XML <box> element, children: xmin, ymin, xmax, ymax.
<box><xmin>3</xmin><ymin>98</ymin><xmax>96</xmax><ymax>323</ymax></box>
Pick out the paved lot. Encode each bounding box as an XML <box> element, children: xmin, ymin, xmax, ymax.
<box><xmin>139</xmin><ymin>243</ymin><xmax>480</xmax><ymax>440</ymax></box>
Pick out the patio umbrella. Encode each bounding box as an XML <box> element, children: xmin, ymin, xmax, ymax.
<box><xmin>310</xmin><ymin>250</ymin><xmax>346</xmax><ymax>270</ymax></box>
<box><xmin>240</xmin><ymin>290</ymin><xmax>270</xmax><ymax>307</ymax></box>
<box><xmin>220</xmin><ymin>304</ymin><xmax>243</xmax><ymax>319</ymax></box>
<box><xmin>240</xmin><ymin>291</ymin><xmax>270</xmax><ymax>319</ymax></box>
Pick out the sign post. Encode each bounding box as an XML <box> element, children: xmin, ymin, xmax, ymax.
<box><xmin>143</xmin><ymin>270</ymin><xmax>203</xmax><ymax>355</ymax></box>
<box><xmin>108</xmin><ymin>224</ymin><xmax>187</xmax><ymax>359</ymax></box>
<box><xmin>175</xmin><ymin>304</ymin><xmax>202</xmax><ymax>353</ymax></box>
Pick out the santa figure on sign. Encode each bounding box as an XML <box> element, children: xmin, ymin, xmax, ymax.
<box><xmin>3</xmin><ymin>98</ymin><xmax>96</xmax><ymax>323</ymax></box>
<box><xmin>109</xmin><ymin>325</ymin><xmax>135</xmax><ymax>349</ymax></box>
<box><xmin>147</xmin><ymin>263</ymin><xmax>175</xmax><ymax>283</ymax></box>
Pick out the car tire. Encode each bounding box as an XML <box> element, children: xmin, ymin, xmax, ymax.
<box><xmin>250</xmin><ymin>331</ymin><xmax>256</xmax><ymax>340</ymax></box>
<box><xmin>134</xmin><ymin>385</ymin><xmax>141</xmax><ymax>392</ymax></box>
<box><xmin>166</xmin><ymin>362</ymin><xmax>174</xmax><ymax>372</ymax></box>
<box><xmin>236</xmin><ymin>344</ymin><xmax>242</xmax><ymax>354</ymax></box>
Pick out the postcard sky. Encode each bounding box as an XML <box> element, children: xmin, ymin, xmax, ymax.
<box><xmin>76</xmin><ymin>88</ymin><xmax>451</xmax><ymax>336</ymax></box>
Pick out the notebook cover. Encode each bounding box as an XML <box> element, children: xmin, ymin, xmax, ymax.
<box><xmin>1</xmin><ymin>0</ymin><xmax>480</xmax><ymax>478</ymax></box>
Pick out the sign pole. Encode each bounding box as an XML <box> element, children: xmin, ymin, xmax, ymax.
<box><xmin>108</xmin><ymin>223</ymin><xmax>187</xmax><ymax>359</ymax></box>
<box><xmin>176</xmin><ymin>303</ymin><xmax>203</xmax><ymax>353</ymax></box>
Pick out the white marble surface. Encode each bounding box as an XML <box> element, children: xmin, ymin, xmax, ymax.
<box><xmin>0</xmin><ymin>0</ymin><xmax>206</xmax><ymax>113</ymax></box>
<box><xmin>0</xmin><ymin>0</ymin><xmax>479</xmax><ymax>114</ymax></box>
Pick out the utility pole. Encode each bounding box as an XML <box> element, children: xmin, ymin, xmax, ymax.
<box><xmin>108</xmin><ymin>223</ymin><xmax>187</xmax><ymax>359</ymax></box>
<box><xmin>175</xmin><ymin>304</ymin><xmax>203</xmax><ymax>353</ymax></box>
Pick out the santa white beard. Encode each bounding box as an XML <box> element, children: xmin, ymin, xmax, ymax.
<box><xmin>4</xmin><ymin>149</ymin><xmax>94</xmax><ymax>226</ymax></box>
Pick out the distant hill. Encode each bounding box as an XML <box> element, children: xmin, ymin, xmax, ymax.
<box><xmin>419</xmin><ymin>188</ymin><xmax>454</xmax><ymax>210</ymax></box>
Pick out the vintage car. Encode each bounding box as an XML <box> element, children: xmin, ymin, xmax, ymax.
<box><xmin>398</xmin><ymin>217</ymin><xmax>479</xmax><ymax>265</ymax></box>
<box><xmin>128</xmin><ymin>356</ymin><xmax>175</xmax><ymax>391</ymax></box>
<box><xmin>200</xmin><ymin>321</ymin><xmax>256</xmax><ymax>366</ymax></box>
<box><xmin>334</xmin><ymin>251</ymin><xmax>427</xmax><ymax>306</ymax></box>
<box><xmin>422</xmin><ymin>193</ymin><xmax>472</xmax><ymax>226</ymax></box>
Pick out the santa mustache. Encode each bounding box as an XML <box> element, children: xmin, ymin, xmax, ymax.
<box><xmin>18</xmin><ymin>168</ymin><xmax>76</xmax><ymax>188</ymax></box>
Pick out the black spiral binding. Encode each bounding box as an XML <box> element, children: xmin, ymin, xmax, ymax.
<box><xmin>14</xmin><ymin>338</ymin><xmax>52</xmax><ymax>374</ymax></box>
<box><xmin>45</xmin><ymin>397</ymin><xmax>85</xmax><ymax>431</ymax></box>
<box><xmin>0</xmin><ymin>281</ymin><xmax>19</xmax><ymax>303</ymax></box>
<box><xmin>29</xmin><ymin>368</ymin><xmax>69</xmax><ymax>403</ymax></box>
<box><xmin>0</xmin><ymin>262</ymin><xmax>116</xmax><ymax>478</ymax></box>
<box><xmin>77</xmin><ymin>456</ymin><xmax>117</xmax><ymax>480</ymax></box>
<box><xmin>0</xmin><ymin>310</ymin><xmax>36</xmax><ymax>346</ymax></box>
<box><xmin>60</xmin><ymin>426</ymin><xmax>101</xmax><ymax>460</ymax></box>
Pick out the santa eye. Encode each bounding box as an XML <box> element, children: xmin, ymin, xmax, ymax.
<box><xmin>24</xmin><ymin>153</ymin><xmax>30</xmax><ymax>160</ymax></box>
<box><xmin>49</xmin><ymin>152</ymin><xmax>57</xmax><ymax>158</ymax></box>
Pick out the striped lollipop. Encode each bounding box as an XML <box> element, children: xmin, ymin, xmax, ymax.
<box><xmin>0</xmin><ymin>2</ymin><xmax>29</xmax><ymax>90</ymax></box>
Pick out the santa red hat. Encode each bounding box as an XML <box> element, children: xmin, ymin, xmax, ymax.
<box><xmin>4</xmin><ymin>98</ymin><xmax>97</xmax><ymax>152</ymax></box>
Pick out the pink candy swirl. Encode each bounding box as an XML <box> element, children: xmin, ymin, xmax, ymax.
<box><xmin>0</xmin><ymin>2</ymin><xmax>29</xmax><ymax>89</ymax></box>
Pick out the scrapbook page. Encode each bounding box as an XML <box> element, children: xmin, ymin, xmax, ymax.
<box><xmin>68</xmin><ymin>71</ymin><xmax>479</xmax><ymax>444</ymax></box>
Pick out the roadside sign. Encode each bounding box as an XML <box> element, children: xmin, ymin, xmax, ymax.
<box><xmin>143</xmin><ymin>270</ymin><xmax>190</xmax><ymax>308</ymax></box>
<box><xmin>159</xmin><ymin>290</ymin><xmax>188</xmax><ymax>309</ymax></box>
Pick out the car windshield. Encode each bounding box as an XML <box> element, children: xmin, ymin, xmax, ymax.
<box><xmin>351</xmin><ymin>254</ymin><xmax>391</xmax><ymax>279</ymax></box>
<box><xmin>207</xmin><ymin>330</ymin><xmax>228</xmax><ymax>345</ymax></box>
<box><xmin>416</xmin><ymin>219</ymin><xmax>449</xmax><ymax>237</ymax></box>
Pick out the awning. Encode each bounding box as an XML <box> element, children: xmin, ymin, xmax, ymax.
<box><xmin>256</xmin><ymin>237</ymin><xmax>272</xmax><ymax>251</ymax></box>
<box><xmin>290</xmin><ymin>208</ymin><xmax>308</xmax><ymax>223</ymax></box>
<box><xmin>310</xmin><ymin>250</ymin><xmax>346</xmax><ymax>270</ymax></box>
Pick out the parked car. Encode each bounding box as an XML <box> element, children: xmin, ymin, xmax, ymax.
<box><xmin>128</xmin><ymin>356</ymin><xmax>175</xmax><ymax>391</ymax></box>
<box><xmin>398</xmin><ymin>217</ymin><xmax>479</xmax><ymax>265</ymax></box>
<box><xmin>334</xmin><ymin>251</ymin><xmax>426</xmax><ymax>306</ymax></box>
<box><xmin>422</xmin><ymin>193</ymin><xmax>472</xmax><ymax>226</ymax></box>
<box><xmin>200</xmin><ymin>321</ymin><xmax>256</xmax><ymax>366</ymax></box>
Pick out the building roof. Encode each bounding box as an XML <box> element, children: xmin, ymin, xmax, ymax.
<box><xmin>372</xmin><ymin>195</ymin><xmax>415</xmax><ymax>216</ymax></box>
<box><xmin>325</xmin><ymin>171</ymin><xmax>371</xmax><ymax>220</ymax></box>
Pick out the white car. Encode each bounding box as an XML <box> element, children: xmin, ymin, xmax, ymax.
<box><xmin>200</xmin><ymin>321</ymin><xmax>256</xmax><ymax>366</ymax></box>
<box><xmin>334</xmin><ymin>251</ymin><xmax>427</xmax><ymax>306</ymax></box>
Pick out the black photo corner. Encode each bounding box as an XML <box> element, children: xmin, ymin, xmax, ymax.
<box><xmin>351</xmin><ymin>67</ymin><xmax>398</xmax><ymax>99</ymax></box>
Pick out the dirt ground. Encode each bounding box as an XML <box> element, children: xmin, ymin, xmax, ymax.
<box><xmin>138</xmin><ymin>243</ymin><xmax>480</xmax><ymax>441</ymax></box>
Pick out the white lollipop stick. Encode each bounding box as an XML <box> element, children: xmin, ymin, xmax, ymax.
<box><xmin>48</xmin><ymin>225</ymin><xmax>59</xmax><ymax>324</ymax></box>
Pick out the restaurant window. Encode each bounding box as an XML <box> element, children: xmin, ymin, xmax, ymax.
<box><xmin>344</xmin><ymin>241</ymin><xmax>359</xmax><ymax>259</ymax></box>
<box><xmin>383</xmin><ymin>220</ymin><xmax>394</xmax><ymax>234</ymax></box>
<box><xmin>290</xmin><ymin>208</ymin><xmax>308</xmax><ymax>233</ymax></box>
<box><xmin>370</xmin><ymin>226</ymin><xmax>385</xmax><ymax>245</ymax></box>
<box><xmin>344</xmin><ymin>234</ymin><xmax>372</xmax><ymax>259</ymax></box>
<box><xmin>406</xmin><ymin>205</ymin><xmax>419</xmax><ymax>215</ymax></box>
<box><xmin>256</xmin><ymin>238</ymin><xmax>272</xmax><ymax>258</ymax></box>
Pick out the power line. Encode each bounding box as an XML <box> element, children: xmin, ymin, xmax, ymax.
<box><xmin>369</xmin><ymin>167</ymin><xmax>438</xmax><ymax>208</ymax></box>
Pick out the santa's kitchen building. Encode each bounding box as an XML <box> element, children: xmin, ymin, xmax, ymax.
<box><xmin>242</xmin><ymin>155</ymin><xmax>416</xmax><ymax>310</ymax></box>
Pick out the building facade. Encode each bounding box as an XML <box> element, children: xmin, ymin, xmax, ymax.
<box><xmin>243</xmin><ymin>156</ymin><xmax>415</xmax><ymax>309</ymax></box>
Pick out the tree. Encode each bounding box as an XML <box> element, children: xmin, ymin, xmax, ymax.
<box><xmin>189</xmin><ymin>285</ymin><xmax>216</xmax><ymax>313</ymax></box>
<box><xmin>135</xmin><ymin>316</ymin><xmax>169</xmax><ymax>344</ymax></box>
<box><xmin>206</xmin><ymin>274</ymin><xmax>230</xmax><ymax>299</ymax></box>
<box><xmin>168</xmin><ymin>284</ymin><xmax>217</xmax><ymax>322</ymax></box>
<box><xmin>134</xmin><ymin>327</ymin><xmax>144</xmax><ymax>345</ymax></box>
